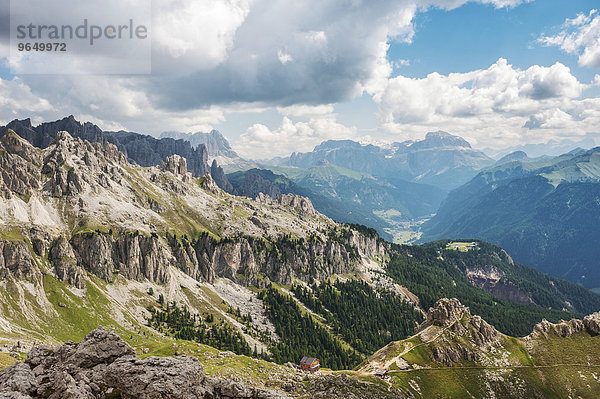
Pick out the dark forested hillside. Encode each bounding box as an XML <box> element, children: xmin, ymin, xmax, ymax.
<box><xmin>259</xmin><ymin>287</ymin><xmax>362</xmax><ymax>370</ymax></box>
<box><xmin>422</xmin><ymin>148</ymin><xmax>600</xmax><ymax>290</ymax></box>
<box><xmin>291</xmin><ymin>280</ymin><xmax>423</xmax><ymax>354</ymax></box>
<box><xmin>386</xmin><ymin>240</ymin><xmax>600</xmax><ymax>336</ymax></box>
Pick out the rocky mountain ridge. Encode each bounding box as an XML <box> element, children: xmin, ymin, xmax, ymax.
<box><xmin>361</xmin><ymin>298</ymin><xmax>600</xmax><ymax>398</ymax></box>
<box><xmin>0</xmin><ymin>129</ymin><xmax>384</xmax><ymax>292</ymax></box>
<box><xmin>0</xmin><ymin>116</ymin><xmax>235</xmax><ymax>190</ymax></box>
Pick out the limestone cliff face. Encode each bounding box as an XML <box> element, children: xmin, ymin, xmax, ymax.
<box><xmin>49</xmin><ymin>236</ymin><xmax>86</xmax><ymax>289</ymax></box>
<box><xmin>0</xmin><ymin>240</ymin><xmax>40</xmax><ymax>281</ymax></box>
<box><xmin>69</xmin><ymin>232</ymin><xmax>171</xmax><ymax>284</ymax></box>
<box><xmin>44</xmin><ymin>227</ymin><xmax>380</xmax><ymax>289</ymax></box>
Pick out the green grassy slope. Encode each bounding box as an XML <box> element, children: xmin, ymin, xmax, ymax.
<box><xmin>363</xmin><ymin>311</ymin><xmax>600</xmax><ymax>398</ymax></box>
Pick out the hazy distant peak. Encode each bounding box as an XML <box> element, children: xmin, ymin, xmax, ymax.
<box><xmin>495</xmin><ymin>150</ymin><xmax>529</xmax><ymax>166</ymax></box>
<box><xmin>313</xmin><ymin>139</ymin><xmax>365</xmax><ymax>152</ymax></box>
<box><xmin>419</xmin><ymin>131</ymin><xmax>472</xmax><ymax>149</ymax></box>
<box><xmin>160</xmin><ymin>129</ymin><xmax>238</xmax><ymax>158</ymax></box>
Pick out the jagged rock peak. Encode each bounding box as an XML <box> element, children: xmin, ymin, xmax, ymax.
<box><xmin>161</xmin><ymin>154</ymin><xmax>188</xmax><ymax>176</ymax></box>
<box><xmin>47</xmin><ymin>130</ymin><xmax>127</xmax><ymax>166</ymax></box>
<box><xmin>425</xmin><ymin>298</ymin><xmax>469</xmax><ymax>327</ymax></box>
<box><xmin>0</xmin><ymin>129</ymin><xmax>41</xmax><ymax>166</ymax></box>
<box><xmin>211</xmin><ymin>159</ymin><xmax>234</xmax><ymax>192</ymax></box>
<box><xmin>0</xmin><ymin>326</ymin><xmax>289</xmax><ymax>399</ymax></box>
<box><xmin>199</xmin><ymin>172</ymin><xmax>222</xmax><ymax>195</ymax></box>
<box><xmin>41</xmin><ymin>131</ymin><xmax>127</xmax><ymax>197</ymax></box>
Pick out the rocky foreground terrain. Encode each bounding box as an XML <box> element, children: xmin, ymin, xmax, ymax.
<box><xmin>2</xmin><ymin>299</ymin><xmax>599</xmax><ymax>399</ymax></box>
<box><xmin>0</xmin><ymin>326</ymin><xmax>287</xmax><ymax>399</ymax></box>
<box><xmin>0</xmin><ymin>326</ymin><xmax>410</xmax><ymax>399</ymax></box>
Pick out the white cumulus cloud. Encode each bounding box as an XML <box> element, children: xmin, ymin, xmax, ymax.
<box><xmin>377</xmin><ymin>58</ymin><xmax>598</xmax><ymax>149</ymax></box>
<box><xmin>235</xmin><ymin>115</ymin><xmax>357</xmax><ymax>159</ymax></box>
<box><xmin>539</xmin><ymin>9</ymin><xmax>600</xmax><ymax>68</ymax></box>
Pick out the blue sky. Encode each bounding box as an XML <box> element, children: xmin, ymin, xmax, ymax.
<box><xmin>389</xmin><ymin>0</ymin><xmax>596</xmax><ymax>80</ymax></box>
<box><xmin>2</xmin><ymin>0</ymin><xmax>600</xmax><ymax>159</ymax></box>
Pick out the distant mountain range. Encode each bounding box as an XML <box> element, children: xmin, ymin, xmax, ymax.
<box><xmin>232</xmin><ymin>131</ymin><xmax>492</xmax><ymax>241</ymax></box>
<box><xmin>484</xmin><ymin>133</ymin><xmax>600</xmax><ymax>159</ymax></box>
<box><xmin>268</xmin><ymin>131</ymin><xmax>494</xmax><ymax>191</ymax></box>
<box><xmin>422</xmin><ymin>147</ymin><xmax>600</xmax><ymax>290</ymax></box>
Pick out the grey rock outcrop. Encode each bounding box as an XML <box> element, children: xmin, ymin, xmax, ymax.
<box><xmin>526</xmin><ymin>312</ymin><xmax>600</xmax><ymax>338</ymax></box>
<box><xmin>255</xmin><ymin>193</ymin><xmax>317</xmax><ymax>217</ymax></box>
<box><xmin>49</xmin><ymin>236</ymin><xmax>85</xmax><ymax>289</ymax></box>
<box><xmin>0</xmin><ymin>326</ymin><xmax>288</xmax><ymax>399</ymax></box>
<box><xmin>0</xmin><ymin>130</ymin><xmax>41</xmax><ymax>199</ymax></box>
<box><xmin>211</xmin><ymin>159</ymin><xmax>234</xmax><ymax>193</ymax></box>
<box><xmin>530</xmin><ymin>312</ymin><xmax>600</xmax><ymax>338</ymax></box>
<box><xmin>424</xmin><ymin>298</ymin><xmax>469</xmax><ymax>328</ymax></box>
<box><xmin>530</xmin><ymin>319</ymin><xmax>585</xmax><ymax>338</ymax></box>
<box><xmin>70</xmin><ymin>232</ymin><xmax>171</xmax><ymax>284</ymax></box>
<box><xmin>583</xmin><ymin>312</ymin><xmax>600</xmax><ymax>334</ymax></box>
<box><xmin>419</xmin><ymin>298</ymin><xmax>501</xmax><ymax>366</ymax></box>
<box><xmin>200</xmin><ymin>173</ymin><xmax>222</xmax><ymax>196</ymax></box>
<box><xmin>0</xmin><ymin>240</ymin><xmax>40</xmax><ymax>281</ymax></box>
<box><xmin>161</xmin><ymin>154</ymin><xmax>188</xmax><ymax>177</ymax></box>
<box><xmin>422</xmin><ymin>299</ymin><xmax>499</xmax><ymax>347</ymax></box>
